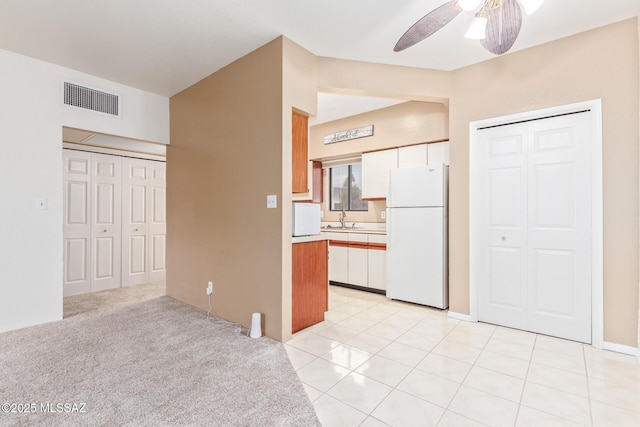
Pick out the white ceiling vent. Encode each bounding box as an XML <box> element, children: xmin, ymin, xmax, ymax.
<box><xmin>63</xmin><ymin>81</ymin><xmax>120</xmax><ymax>117</ymax></box>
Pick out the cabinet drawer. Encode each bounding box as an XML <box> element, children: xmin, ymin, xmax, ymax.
<box><xmin>368</xmin><ymin>234</ymin><xmax>387</xmax><ymax>244</ymax></box>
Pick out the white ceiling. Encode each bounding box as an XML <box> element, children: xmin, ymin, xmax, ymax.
<box><xmin>1</xmin><ymin>0</ymin><xmax>638</xmax><ymax>98</ymax></box>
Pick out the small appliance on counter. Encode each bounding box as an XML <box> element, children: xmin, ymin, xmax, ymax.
<box><xmin>292</xmin><ymin>202</ymin><xmax>321</xmax><ymax>236</ymax></box>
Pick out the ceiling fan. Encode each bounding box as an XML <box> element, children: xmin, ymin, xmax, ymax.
<box><xmin>394</xmin><ymin>0</ymin><xmax>546</xmax><ymax>55</ymax></box>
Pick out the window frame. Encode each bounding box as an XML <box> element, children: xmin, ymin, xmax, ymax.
<box><xmin>329</xmin><ymin>163</ymin><xmax>368</xmax><ymax>212</ymax></box>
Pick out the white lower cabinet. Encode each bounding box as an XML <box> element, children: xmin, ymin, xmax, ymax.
<box><xmin>325</xmin><ymin>231</ymin><xmax>387</xmax><ymax>291</ymax></box>
<box><xmin>329</xmin><ymin>245</ymin><xmax>349</xmax><ymax>283</ymax></box>
<box><xmin>347</xmin><ymin>233</ymin><xmax>368</xmax><ymax>287</ymax></box>
<box><xmin>327</xmin><ymin>233</ymin><xmax>348</xmax><ymax>283</ymax></box>
<box><xmin>367</xmin><ymin>234</ymin><xmax>387</xmax><ymax>290</ymax></box>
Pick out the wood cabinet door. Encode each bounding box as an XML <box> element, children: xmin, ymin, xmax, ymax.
<box><xmin>292</xmin><ymin>240</ymin><xmax>328</xmax><ymax>333</ymax></box>
<box><xmin>292</xmin><ymin>111</ymin><xmax>309</xmax><ymax>193</ymax></box>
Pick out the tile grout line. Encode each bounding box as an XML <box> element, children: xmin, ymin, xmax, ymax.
<box><xmin>584</xmin><ymin>344</ymin><xmax>595</xmax><ymax>427</ymax></box>
<box><xmin>512</xmin><ymin>333</ymin><xmax>537</xmax><ymax>427</ymax></box>
<box><xmin>438</xmin><ymin>322</ymin><xmax>497</xmax><ymax>427</ymax></box>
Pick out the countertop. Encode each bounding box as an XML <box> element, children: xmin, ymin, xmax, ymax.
<box><xmin>321</xmin><ymin>228</ymin><xmax>387</xmax><ymax>235</ymax></box>
<box><xmin>291</xmin><ymin>234</ymin><xmax>330</xmax><ymax>244</ymax></box>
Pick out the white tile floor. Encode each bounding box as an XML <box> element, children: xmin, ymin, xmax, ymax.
<box><xmin>286</xmin><ymin>286</ymin><xmax>640</xmax><ymax>427</ymax></box>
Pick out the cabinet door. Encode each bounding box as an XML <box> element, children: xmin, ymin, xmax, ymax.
<box><xmin>367</xmin><ymin>234</ymin><xmax>387</xmax><ymax>290</ymax></box>
<box><xmin>292</xmin><ymin>240</ymin><xmax>328</xmax><ymax>333</ymax></box>
<box><xmin>362</xmin><ymin>149</ymin><xmax>398</xmax><ymax>199</ymax></box>
<box><xmin>292</xmin><ymin>111</ymin><xmax>309</xmax><ymax>193</ymax></box>
<box><xmin>292</xmin><ymin>160</ymin><xmax>322</xmax><ymax>203</ymax></box>
<box><xmin>398</xmin><ymin>144</ymin><xmax>428</xmax><ymax>168</ymax></box>
<box><xmin>368</xmin><ymin>248</ymin><xmax>386</xmax><ymax>290</ymax></box>
<box><xmin>347</xmin><ymin>233</ymin><xmax>368</xmax><ymax>287</ymax></box>
<box><xmin>311</xmin><ymin>161</ymin><xmax>323</xmax><ymax>203</ymax></box>
<box><xmin>348</xmin><ymin>247</ymin><xmax>368</xmax><ymax>287</ymax></box>
<box><xmin>327</xmin><ymin>233</ymin><xmax>348</xmax><ymax>284</ymax></box>
<box><xmin>427</xmin><ymin>141</ymin><xmax>450</xmax><ymax>165</ymax></box>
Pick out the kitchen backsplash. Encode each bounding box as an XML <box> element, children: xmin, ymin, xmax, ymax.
<box><xmin>321</xmin><ymin>199</ymin><xmax>387</xmax><ymax>224</ymax></box>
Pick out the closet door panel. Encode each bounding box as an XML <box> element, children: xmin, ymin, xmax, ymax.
<box><xmin>90</xmin><ymin>153</ymin><xmax>122</xmax><ymax>292</ymax></box>
<box><xmin>122</xmin><ymin>158</ymin><xmax>150</xmax><ymax>286</ymax></box>
<box><xmin>148</xmin><ymin>161</ymin><xmax>167</xmax><ymax>282</ymax></box>
<box><xmin>63</xmin><ymin>150</ymin><xmax>92</xmax><ymax>296</ymax></box>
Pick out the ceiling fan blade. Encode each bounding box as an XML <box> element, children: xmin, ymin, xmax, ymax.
<box><xmin>480</xmin><ymin>0</ymin><xmax>522</xmax><ymax>55</ymax></box>
<box><xmin>394</xmin><ymin>0</ymin><xmax>462</xmax><ymax>52</ymax></box>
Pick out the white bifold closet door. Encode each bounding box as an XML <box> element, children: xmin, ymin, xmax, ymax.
<box><xmin>63</xmin><ymin>151</ymin><xmax>92</xmax><ymax>296</ymax></box>
<box><xmin>476</xmin><ymin>112</ymin><xmax>593</xmax><ymax>343</ymax></box>
<box><xmin>121</xmin><ymin>158</ymin><xmax>167</xmax><ymax>286</ymax></box>
<box><xmin>64</xmin><ymin>149</ymin><xmax>166</xmax><ymax>296</ymax></box>
<box><xmin>63</xmin><ymin>151</ymin><xmax>122</xmax><ymax>296</ymax></box>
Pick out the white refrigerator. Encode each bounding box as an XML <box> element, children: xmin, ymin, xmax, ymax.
<box><xmin>386</xmin><ymin>165</ymin><xmax>448</xmax><ymax>309</ymax></box>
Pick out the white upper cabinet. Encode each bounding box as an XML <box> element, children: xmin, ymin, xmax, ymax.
<box><xmin>398</xmin><ymin>144</ymin><xmax>428</xmax><ymax>168</ymax></box>
<box><xmin>360</xmin><ymin>142</ymin><xmax>449</xmax><ymax>199</ymax></box>
<box><xmin>427</xmin><ymin>141</ymin><xmax>450</xmax><ymax>165</ymax></box>
<box><xmin>362</xmin><ymin>149</ymin><xmax>398</xmax><ymax>199</ymax></box>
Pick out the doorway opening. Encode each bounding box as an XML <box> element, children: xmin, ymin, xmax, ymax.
<box><xmin>62</xmin><ymin>127</ymin><xmax>168</xmax><ymax>317</ymax></box>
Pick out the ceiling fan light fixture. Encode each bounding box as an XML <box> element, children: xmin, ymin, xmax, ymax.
<box><xmin>465</xmin><ymin>15</ymin><xmax>488</xmax><ymax>39</ymax></box>
<box><xmin>458</xmin><ymin>0</ymin><xmax>483</xmax><ymax>12</ymax></box>
<box><xmin>518</xmin><ymin>0</ymin><xmax>545</xmax><ymax>15</ymax></box>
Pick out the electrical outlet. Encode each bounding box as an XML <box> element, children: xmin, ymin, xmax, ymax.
<box><xmin>381</xmin><ymin>210</ymin><xmax>386</xmax><ymax>219</ymax></box>
<box><xmin>206</xmin><ymin>281</ymin><xmax>213</xmax><ymax>295</ymax></box>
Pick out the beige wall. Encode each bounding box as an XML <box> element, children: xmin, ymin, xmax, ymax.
<box><xmin>449</xmin><ymin>19</ymin><xmax>640</xmax><ymax>346</ymax></box>
<box><xmin>281</xmin><ymin>38</ymin><xmax>319</xmax><ymax>341</ymax></box>
<box><xmin>317</xmin><ymin>57</ymin><xmax>452</xmax><ymax>103</ymax></box>
<box><xmin>168</xmin><ymin>38</ymin><xmax>286</xmax><ymax>340</ymax></box>
<box><xmin>168</xmin><ymin>36</ymin><xmax>317</xmax><ymax>342</ymax></box>
<box><xmin>310</xmin><ymin>101</ymin><xmax>448</xmax><ymax>160</ymax></box>
<box><xmin>310</xmin><ymin>101</ymin><xmax>448</xmax><ymax>224</ymax></box>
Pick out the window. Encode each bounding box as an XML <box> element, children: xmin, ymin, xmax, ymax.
<box><xmin>329</xmin><ymin>163</ymin><xmax>368</xmax><ymax>211</ymax></box>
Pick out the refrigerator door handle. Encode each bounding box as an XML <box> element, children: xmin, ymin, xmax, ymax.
<box><xmin>386</xmin><ymin>208</ymin><xmax>390</xmax><ymax>251</ymax></box>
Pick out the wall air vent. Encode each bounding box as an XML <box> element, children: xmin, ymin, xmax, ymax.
<box><xmin>63</xmin><ymin>81</ymin><xmax>120</xmax><ymax>117</ymax></box>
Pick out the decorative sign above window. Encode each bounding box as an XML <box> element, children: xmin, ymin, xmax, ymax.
<box><xmin>324</xmin><ymin>125</ymin><xmax>374</xmax><ymax>145</ymax></box>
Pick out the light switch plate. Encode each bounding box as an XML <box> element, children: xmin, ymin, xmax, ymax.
<box><xmin>267</xmin><ymin>194</ymin><xmax>277</xmax><ymax>209</ymax></box>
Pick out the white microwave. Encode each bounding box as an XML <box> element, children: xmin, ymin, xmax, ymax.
<box><xmin>292</xmin><ymin>203</ymin><xmax>321</xmax><ymax>236</ymax></box>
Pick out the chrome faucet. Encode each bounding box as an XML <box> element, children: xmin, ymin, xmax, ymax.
<box><xmin>339</xmin><ymin>207</ymin><xmax>347</xmax><ymax>229</ymax></box>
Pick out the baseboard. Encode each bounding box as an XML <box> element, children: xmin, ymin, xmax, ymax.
<box><xmin>329</xmin><ymin>281</ymin><xmax>386</xmax><ymax>295</ymax></box>
<box><xmin>448</xmin><ymin>311</ymin><xmax>472</xmax><ymax>322</ymax></box>
<box><xmin>602</xmin><ymin>341</ymin><xmax>639</xmax><ymax>356</ymax></box>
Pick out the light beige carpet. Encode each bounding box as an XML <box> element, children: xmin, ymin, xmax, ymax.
<box><xmin>0</xmin><ymin>296</ymin><xmax>320</xmax><ymax>426</ymax></box>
